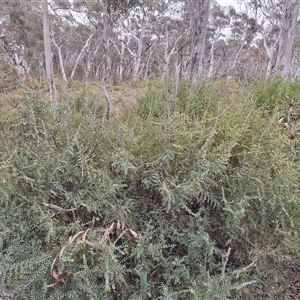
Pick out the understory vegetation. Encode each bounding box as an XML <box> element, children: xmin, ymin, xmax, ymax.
<box><xmin>0</xmin><ymin>77</ymin><xmax>300</xmax><ymax>299</ymax></box>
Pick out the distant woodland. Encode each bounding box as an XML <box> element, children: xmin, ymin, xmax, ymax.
<box><xmin>1</xmin><ymin>0</ymin><xmax>300</xmax><ymax>87</ymax></box>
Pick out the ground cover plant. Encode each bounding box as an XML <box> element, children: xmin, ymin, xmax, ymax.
<box><xmin>0</xmin><ymin>78</ymin><xmax>300</xmax><ymax>299</ymax></box>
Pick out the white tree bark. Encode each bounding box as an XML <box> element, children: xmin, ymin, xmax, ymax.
<box><xmin>110</xmin><ymin>38</ymin><xmax>129</xmax><ymax>82</ymax></box>
<box><xmin>87</xmin><ymin>43</ymin><xmax>100</xmax><ymax>80</ymax></box>
<box><xmin>52</xmin><ymin>36</ymin><xmax>67</xmax><ymax>82</ymax></box>
<box><xmin>226</xmin><ymin>42</ymin><xmax>245</xmax><ymax>85</ymax></box>
<box><xmin>132</xmin><ymin>27</ymin><xmax>144</xmax><ymax>86</ymax></box>
<box><xmin>42</xmin><ymin>0</ymin><xmax>57</xmax><ymax>105</ymax></box>
<box><xmin>69</xmin><ymin>31</ymin><xmax>96</xmax><ymax>82</ymax></box>
<box><xmin>101</xmin><ymin>2</ymin><xmax>113</xmax><ymax>121</ymax></box>
<box><xmin>162</xmin><ymin>28</ymin><xmax>182</xmax><ymax>78</ymax></box>
<box><xmin>144</xmin><ymin>42</ymin><xmax>159</xmax><ymax>79</ymax></box>
<box><xmin>189</xmin><ymin>0</ymin><xmax>210</xmax><ymax>82</ymax></box>
<box><xmin>275</xmin><ymin>0</ymin><xmax>300</xmax><ymax>77</ymax></box>
<box><xmin>207</xmin><ymin>41</ymin><xmax>215</xmax><ymax>78</ymax></box>
<box><xmin>124</xmin><ymin>33</ymin><xmax>143</xmax><ymax>85</ymax></box>
<box><xmin>261</xmin><ymin>32</ymin><xmax>279</xmax><ymax>78</ymax></box>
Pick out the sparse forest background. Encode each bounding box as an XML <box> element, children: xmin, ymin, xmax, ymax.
<box><xmin>1</xmin><ymin>0</ymin><xmax>300</xmax><ymax>84</ymax></box>
<box><xmin>1</xmin><ymin>0</ymin><xmax>300</xmax><ymax>299</ymax></box>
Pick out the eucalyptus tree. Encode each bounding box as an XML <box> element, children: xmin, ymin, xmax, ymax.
<box><xmin>275</xmin><ymin>0</ymin><xmax>300</xmax><ymax>77</ymax></box>
<box><xmin>229</xmin><ymin>12</ymin><xmax>258</xmax><ymax>77</ymax></box>
<box><xmin>239</xmin><ymin>0</ymin><xmax>300</xmax><ymax>78</ymax></box>
<box><xmin>122</xmin><ymin>9</ymin><xmax>149</xmax><ymax>85</ymax></box>
<box><xmin>49</xmin><ymin>1</ymin><xmax>101</xmax><ymax>81</ymax></box>
<box><xmin>258</xmin><ymin>21</ymin><xmax>281</xmax><ymax>77</ymax></box>
<box><xmin>157</xmin><ymin>1</ymin><xmax>187</xmax><ymax>79</ymax></box>
<box><xmin>116</xmin><ymin>0</ymin><xmax>185</xmax><ymax>82</ymax></box>
<box><xmin>48</xmin><ymin>0</ymin><xmax>143</xmax><ymax>83</ymax></box>
<box><xmin>188</xmin><ymin>0</ymin><xmax>211</xmax><ymax>81</ymax></box>
<box><xmin>0</xmin><ymin>0</ymin><xmax>42</xmax><ymax>75</ymax></box>
<box><xmin>42</xmin><ymin>0</ymin><xmax>57</xmax><ymax>105</ymax></box>
<box><xmin>206</xmin><ymin>4</ymin><xmax>260</xmax><ymax>79</ymax></box>
<box><xmin>206</xmin><ymin>2</ymin><xmax>231</xmax><ymax>77</ymax></box>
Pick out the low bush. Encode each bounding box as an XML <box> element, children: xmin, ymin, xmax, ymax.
<box><xmin>0</xmin><ymin>78</ymin><xmax>299</xmax><ymax>299</ymax></box>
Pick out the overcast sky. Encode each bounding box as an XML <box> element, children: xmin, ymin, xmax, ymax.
<box><xmin>217</xmin><ymin>0</ymin><xmax>240</xmax><ymax>9</ymax></box>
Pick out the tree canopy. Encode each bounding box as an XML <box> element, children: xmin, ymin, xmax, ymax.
<box><xmin>1</xmin><ymin>0</ymin><xmax>300</xmax><ymax>82</ymax></box>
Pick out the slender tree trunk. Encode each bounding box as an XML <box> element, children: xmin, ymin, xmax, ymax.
<box><xmin>132</xmin><ymin>26</ymin><xmax>144</xmax><ymax>86</ymax></box>
<box><xmin>52</xmin><ymin>36</ymin><xmax>67</xmax><ymax>82</ymax></box>
<box><xmin>226</xmin><ymin>43</ymin><xmax>245</xmax><ymax>85</ymax></box>
<box><xmin>275</xmin><ymin>0</ymin><xmax>300</xmax><ymax>77</ymax></box>
<box><xmin>85</xmin><ymin>58</ymin><xmax>92</xmax><ymax>80</ymax></box>
<box><xmin>42</xmin><ymin>0</ymin><xmax>57</xmax><ymax>105</ymax></box>
<box><xmin>265</xmin><ymin>47</ymin><xmax>277</xmax><ymax>78</ymax></box>
<box><xmin>119</xmin><ymin>42</ymin><xmax>125</xmax><ymax>81</ymax></box>
<box><xmin>144</xmin><ymin>45</ymin><xmax>157</xmax><ymax>79</ymax></box>
<box><xmin>101</xmin><ymin>2</ymin><xmax>113</xmax><ymax>121</ymax></box>
<box><xmin>259</xmin><ymin>29</ymin><xmax>280</xmax><ymax>78</ymax></box>
<box><xmin>162</xmin><ymin>29</ymin><xmax>182</xmax><ymax>79</ymax></box>
<box><xmin>109</xmin><ymin>38</ymin><xmax>124</xmax><ymax>82</ymax></box>
<box><xmin>207</xmin><ymin>41</ymin><xmax>215</xmax><ymax>78</ymax></box>
<box><xmin>69</xmin><ymin>31</ymin><xmax>95</xmax><ymax>82</ymax></box>
<box><xmin>189</xmin><ymin>0</ymin><xmax>210</xmax><ymax>82</ymax></box>
<box><xmin>101</xmin><ymin>75</ymin><xmax>112</xmax><ymax>123</ymax></box>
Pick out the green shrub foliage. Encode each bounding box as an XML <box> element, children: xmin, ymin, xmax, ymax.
<box><xmin>0</xmin><ymin>79</ymin><xmax>300</xmax><ymax>299</ymax></box>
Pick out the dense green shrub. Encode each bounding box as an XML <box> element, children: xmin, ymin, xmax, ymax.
<box><xmin>246</xmin><ymin>76</ymin><xmax>300</xmax><ymax>110</ymax></box>
<box><xmin>0</xmin><ymin>78</ymin><xmax>299</xmax><ymax>299</ymax></box>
